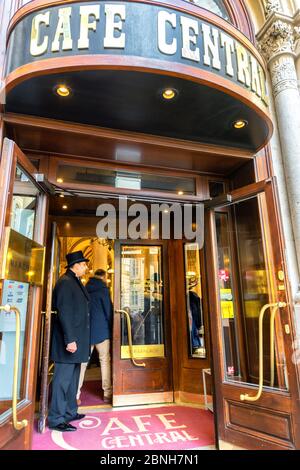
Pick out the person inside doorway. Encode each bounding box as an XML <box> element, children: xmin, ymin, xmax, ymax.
<box><xmin>48</xmin><ymin>251</ymin><xmax>90</xmax><ymax>432</ymax></box>
<box><xmin>188</xmin><ymin>277</ymin><xmax>204</xmax><ymax>354</ymax></box>
<box><xmin>77</xmin><ymin>269</ymin><xmax>113</xmax><ymax>404</ymax></box>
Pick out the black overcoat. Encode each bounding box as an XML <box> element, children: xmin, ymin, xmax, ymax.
<box><xmin>86</xmin><ymin>277</ymin><xmax>113</xmax><ymax>345</ymax></box>
<box><xmin>50</xmin><ymin>269</ymin><xmax>90</xmax><ymax>363</ymax></box>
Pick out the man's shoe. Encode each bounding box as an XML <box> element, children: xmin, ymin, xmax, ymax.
<box><xmin>49</xmin><ymin>422</ymin><xmax>77</xmax><ymax>432</ymax></box>
<box><xmin>103</xmin><ymin>396</ymin><xmax>112</xmax><ymax>404</ymax></box>
<box><xmin>68</xmin><ymin>413</ymin><xmax>85</xmax><ymax>422</ymax></box>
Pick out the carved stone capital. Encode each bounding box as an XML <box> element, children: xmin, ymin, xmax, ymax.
<box><xmin>257</xmin><ymin>14</ymin><xmax>300</xmax><ymax>96</ymax></box>
<box><xmin>259</xmin><ymin>20</ymin><xmax>297</xmax><ymax>63</ymax></box>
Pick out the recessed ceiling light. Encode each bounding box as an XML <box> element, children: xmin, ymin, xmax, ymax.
<box><xmin>59</xmin><ymin>194</ymin><xmax>65</xmax><ymax>198</ymax></box>
<box><xmin>162</xmin><ymin>88</ymin><xmax>177</xmax><ymax>100</ymax></box>
<box><xmin>57</xmin><ymin>178</ymin><xmax>64</xmax><ymax>183</ymax></box>
<box><xmin>62</xmin><ymin>205</ymin><xmax>68</xmax><ymax>210</ymax></box>
<box><xmin>178</xmin><ymin>191</ymin><xmax>184</xmax><ymax>196</ymax></box>
<box><xmin>55</xmin><ymin>85</ymin><xmax>71</xmax><ymax>97</ymax></box>
<box><xmin>233</xmin><ymin>119</ymin><xmax>248</xmax><ymax>129</ymax></box>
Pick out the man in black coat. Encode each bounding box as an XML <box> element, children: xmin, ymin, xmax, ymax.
<box><xmin>48</xmin><ymin>251</ymin><xmax>90</xmax><ymax>432</ymax></box>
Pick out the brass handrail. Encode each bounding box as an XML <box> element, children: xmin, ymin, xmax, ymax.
<box><xmin>115</xmin><ymin>309</ymin><xmax>146</xmax><ymax>368</ymax></box>
<box><xmin>240</xmin><ymin>302</ymin><xmax>287</xmax><ymax>402</ymax></box>
<box><xmin>270</xmin><ymin>305</ymin><xmax>278</xmax><ymax>388</ymax></box>
<box><xmin>0</xmin><ymin>304</ymin><xmax>28</xmax><ymax>430</ymax></box>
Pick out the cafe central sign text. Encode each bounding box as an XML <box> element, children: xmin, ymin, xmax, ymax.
<box><xmin>6</xmin><ymin>1</ymin><xmax>268</xmax><ymax>106</ymax></box>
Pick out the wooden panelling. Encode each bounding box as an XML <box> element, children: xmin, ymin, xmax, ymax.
<box><xmin>229</xmin><ymin>159</ymin><xmax>256</xmax><ymax>190</ymax></box>
<box><xmin>4</xmin><ymin>114</ymin><xmax>252</xmax><ymax>175</ymax></box>
<box><xmin>175</xmin><ymin>391</ymin><xmax>206</xmax><ymax>405</ymax></box>
<box><xmin>181</xmin><ymin>368</ymin><xmax>207</xmax><ymax>395</ymax></box>
<box><xmin>255</xmin><ymin>146</ymin><xmax>274</xmax><ymax>181</ymax></box>
<box><xmin>170</xmin><ymin>240</ymin><xmax>212</xmax><ymax>403</ymax></box>
<box><xmin>122</xmin><ymin>369</ymin><xmax>165</xmax><ymax>393</ymax></box>
<box><xmin>226</xmin><ymin>401</ymin><xmax>292</xmax><ymax>443</ymax></box>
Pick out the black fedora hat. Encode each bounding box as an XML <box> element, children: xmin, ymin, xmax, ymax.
<box><xmin>65</xmin><ymin>250</ymin><xmax>89</xmax><ymax>268</ymax></box>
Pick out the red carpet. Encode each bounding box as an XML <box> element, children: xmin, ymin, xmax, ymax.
<box><xmin>32</xmin><ymin>405</ymin><xmax>214</xmax><ymax>450</ymax></box>
<box><xmin>80</xmin><ymin>380</ymin><xmax>104</xmax><ymax>407</ymax></box>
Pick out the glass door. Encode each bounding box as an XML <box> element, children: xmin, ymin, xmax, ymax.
<box><xmin>207</xmin><ymin>179</ymin><xmax>300</xmax><ymax>450</ymax></box>
<box><xmin>113</xmin><ymin>241</ymin><xmax>173</xmax><ymax>406</ymax></box>
<box><xmin>38</xmin><ymin>222</ymin><xmax>60</xmax><ymax>433</ymax></box>
<box><xmin>0</xmin><ymin>139</ymin><xmax>47</xmax><ymax>449</ymax></box>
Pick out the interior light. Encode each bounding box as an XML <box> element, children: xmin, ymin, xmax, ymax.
<box><xmin>233</xmin><ymin>120</ymin><xmax>248</xmax><ymax>129</ymax></box>
<box><xmin>177</xmin><ymin>191</ymin><xmax>184</xmax><ymax>196</ymax></box>
<box><xmin>56</xmin><ymin>85</ymin><xmax>71</xmax><ymax>97</ymax></box>
<box><xmin>162</xmin><ymin>88</ymin><xmax>177</xmax><ymax>100</ymax></box>
<box><xmin>59</xmin><ymin>194</ymin><xmax>65</xmax><ymax>198</ymax></box>
<box><xmin>62</xmin><ymin>205</ymin><xmax>68</xmax><ymax>210</ymax></box>
<box><xmin>57</xmin><ymin>178</ymin><xmax>64</xmax><ymax>183</ymax></box>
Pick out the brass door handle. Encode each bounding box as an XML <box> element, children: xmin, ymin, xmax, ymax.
<box><xmin>240</xmin><ymin>302</ymin><xmax>287</xmax><ymax>402</ymax></box>
<box><xmin>115</xmin><ymin>309</ymin><xmax>146</xmax><ymax>368</ymax></box>
<box><xmin>0</xmin><ymin>304</ymin><xmax>28</xmax><ymax>430</ymax></box>
<box><xmin>270</xmin><ymin>305</ymin><xmax>279</xmax><ymax>388</ymax></box>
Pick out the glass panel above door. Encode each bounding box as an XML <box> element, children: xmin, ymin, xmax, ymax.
<box><xmin>215</xmin><ymin>195</ymin><xmax>289</xmax><ymax>392</ymax></box>
<box><xmin>120</xmin><ymin>245</ymin><xmax>164</xmax><ymax>358</ymax></box>
<box><xmin>56</xmin><ymin>164</ymin><xmax>196</xmax><ymax>195</ymax></box>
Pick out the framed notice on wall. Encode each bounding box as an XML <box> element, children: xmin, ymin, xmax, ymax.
<box><xmin>0</xmin><ymin>280</ymin><xmax>29</xmax><ymax>332</ymax></box>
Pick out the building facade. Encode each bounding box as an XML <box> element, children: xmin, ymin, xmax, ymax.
<box><xmin>0</xmin><ymin>0</ymin><xmax>300</xmax><ymax>451</ymax></box>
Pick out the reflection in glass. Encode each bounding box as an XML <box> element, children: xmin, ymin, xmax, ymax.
<box><xmin>120</xmin><ymin>246</ymin><xmax>164</xmax><ymax>358</ymax></box>
<box><xmin>184</xmin><ymin>243</ymin><xmax>206</xmax><ymax>358</ymax></box>
<box><xmin>57</xmin><ymin>164</ymin><xmax>196</xmax><ymax>195</ymax></box>
<box><xmin>11</xmin><ymin>166</ymin><xmax>38</xmax><ymax>240</ymax></box>
<box><xmin>215</xmin><ymin>196</ymin><xmax>288</xmax><ymax>391</ymax></box>
<box><xmin>215</xmin><ymin>212</ymin><xmax>240</xmax><ymax>378</ymax></box>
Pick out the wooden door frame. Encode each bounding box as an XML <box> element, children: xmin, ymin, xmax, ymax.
<box><xmin>113</xmin><ymin>239</ymin><xmax>173</xmax><ymax>406</ymax></box>
<box><xmin>0</xmin><ymin>138</ymin><xmax>48</xmax><ymax>449</ymax></box>
<box><xmin>169</xmin><ymin>238</ymin><xmax>212</xmax><ymax>404</ymax></box>
<box><xmin>205</xmin><ymin>178</ymin><xmax>300</xmax><ymax>450</ymax></box>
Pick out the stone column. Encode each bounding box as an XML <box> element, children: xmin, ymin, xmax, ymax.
<box><xmin>258</xmin><ymin>17</ymin><xmax>300</xmax><ymax>299</ymax></box>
